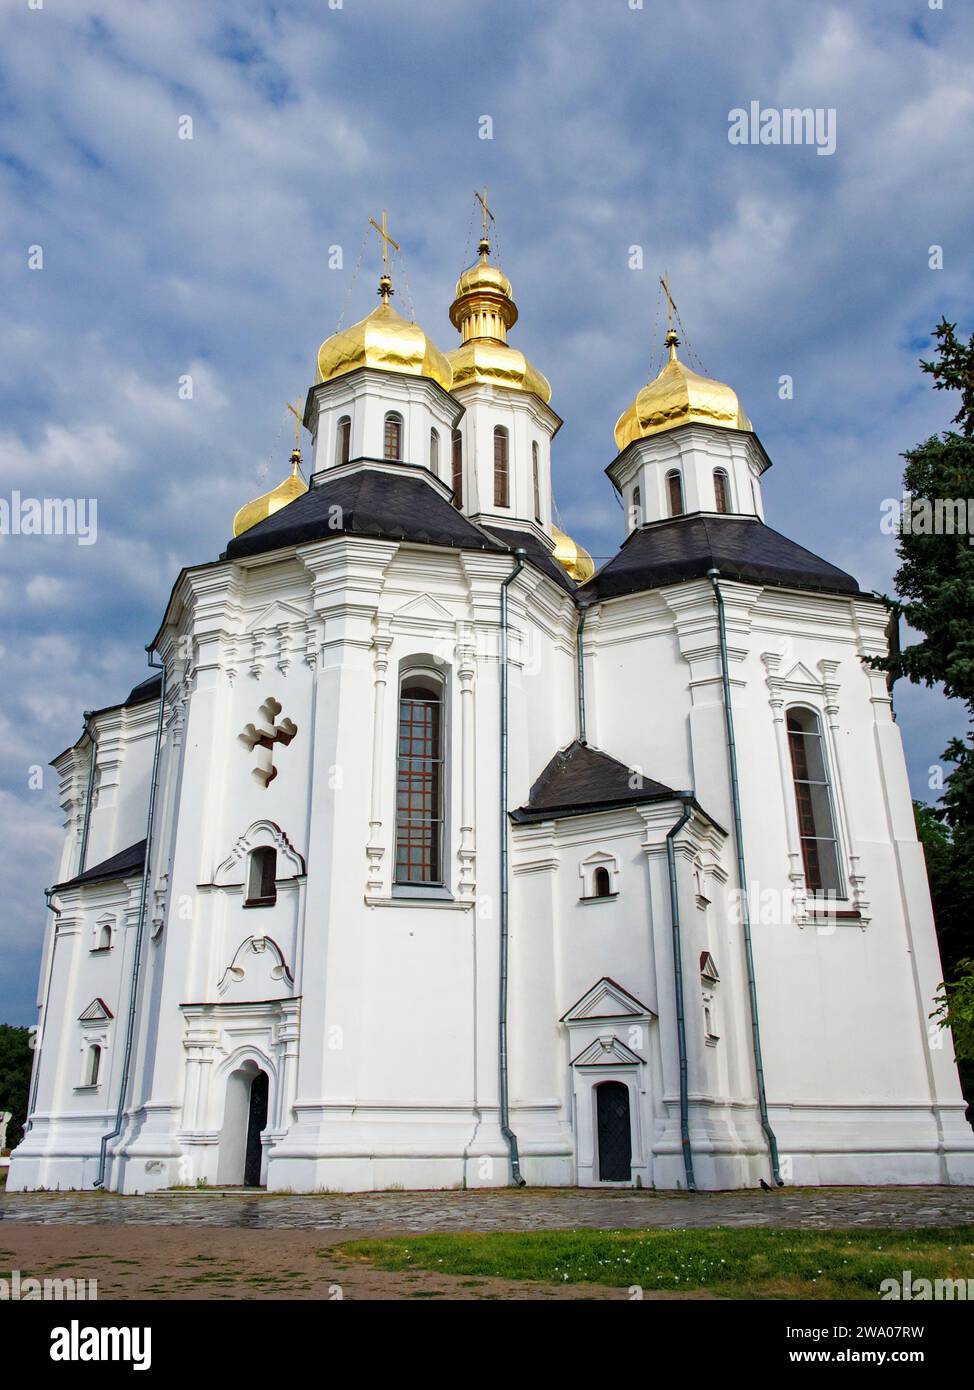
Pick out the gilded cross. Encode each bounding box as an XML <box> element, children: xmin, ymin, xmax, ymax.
<box><xmin>239</xmin><ymin>697</ymin><xmax>298</xmax><ymax>788</ymax></box>
<box><xmin>475</xmin><ymin>187</ymin><xmax>494</xmax><ymax>237</ymax></box>
<box><xmin>368</xmin><ymin>209</ymin><xmax>400</xmax><ymax>303</ymax></box>
<box><xmin>660</xmin><ymin>274</ymin><xmax>681</xmax><ymax>358</ymax></box>
<box><xmin>286</xmin><ymin>400</ymin><xmax>302</xmax><ymax>452</ymax></box>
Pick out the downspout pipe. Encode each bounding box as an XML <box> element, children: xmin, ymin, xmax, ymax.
<box><xmin>23</xmin><ymin>890</ymin><xmax>62</xmax><ymax>1136</ymax></box>
<box><xmin>576</xmin><ymin>599</ymin><xmax>590</xmax><ymax>744</ymax></box>
<box><xmin>707</xmin><ymin>569</ymin><xmax>782</xmax><ymax>1185</ymax></box>
<box><xmin>499</xmin><ymin>549</ymin><xmax>527</xmax><ymax>1186</ymax></box>
<box><xmin>77</xmin><ymin>714</ymin><xmax>98</xmax><ymax>876</ymax></box>
<box><xmin>666</xmin><ymin>795</ymin><xmax>697</xmax><ymax>1192</ymax></box>
<box><xmin>94</xmin><ymin>649</ymin><xmax>167</xmax><ymax>1190</ymax></box>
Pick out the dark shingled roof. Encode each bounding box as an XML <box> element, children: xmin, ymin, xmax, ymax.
<box><xmin>580</xmin><ymin>515</ymin><xmax>861</xmax><ymax>602</ymax></box>
<box><xmin>124</xmin><ymin>674</ymin><xmax>162</xmax><ymax>708</ymax></box>
<box><xmin>54</xmin><ymin>839</ymin><xmax>146</xmax><ymax>893</ymax></box>
<box><xmin>512</xmin><ymin>740</ymin><xmax>678</xmax><ymax>823</ymax></box>
<box><xmin>223</xmin><ymin>467</ymin><xmax>506</xmax><ymax>561</ymax></box>
<box><xmin>482</xmin><ymin>526</ymin><xmax>578</xmax><ymax>595</ymax></box>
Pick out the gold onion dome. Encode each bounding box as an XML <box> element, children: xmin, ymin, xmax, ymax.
<box><xmin>315</xmin><ymin>288</ymin><xmax>453</xmax><ymax>392</ymax></box>
<box><xmin>233</xmin><ymin>448</ymin><xmax>308</xmax><ymax>538</ymax></box>
<box><xmin>614</xmin><ymin>329</ymin><xmax>752</xmax><ymax>453</ymax></box>
<box><xmin>551</xmin><ymin>523</ymin><xmax>595</xmax><ymax>584</ymax></box>
<box><xmin>446</xmin><ymin>239</ymin><xmax>552</xmax><ymax>404</ymax></box>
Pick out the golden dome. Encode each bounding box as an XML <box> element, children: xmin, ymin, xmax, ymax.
<box><xmin>614</xmin><ymin>330</ymin><xmax>752</xmax><ymax>452</ymax></box>
<box><xmin>233</xmin><ymin>450</ymin><xmax>308</xmax><ymax>538</ymax></box>
<box><xmin>316</xmin><ymin>298</ymin><xmax>453</xmax><ymax>392</ymax></box>
<box><xmin>551</xmin><ymin>524</ymin><xmax>595</xmax><ymax>584</ymax></box>
<box><xmin>446</xmin><ymin>240</ymin><xmax>552</xmax><ymax>405</ymax></box>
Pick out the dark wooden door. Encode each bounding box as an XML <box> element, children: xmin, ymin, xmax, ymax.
<box><xmin>244</xmin><ymin>1071</ymin><xmax>269</xmax><ymax>1187</ymax></box>
<box><xmin>596</xmin><ymin>1081</ymin><xmax>632</xmax><ymax>1181</ymax></box>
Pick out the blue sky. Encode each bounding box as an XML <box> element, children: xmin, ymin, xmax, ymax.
<box><xmin>1</xmin><ymin>0</ymin><xmax>972</xmax><ymax>1024</ymax></box>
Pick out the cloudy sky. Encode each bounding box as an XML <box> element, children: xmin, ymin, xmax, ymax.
<box><xmin>1</xmin><ymin>0</ymin><xmax>971</xmax><ymax>1024</ymax></box>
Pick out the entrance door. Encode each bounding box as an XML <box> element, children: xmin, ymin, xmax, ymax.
<box><xmin>596</xmin><ymin>1080</ymin><xmax>632</xmax><ymax>1182</ymax></box>
<box><xmin>244</xmin><ymin>1071</ymin><xmax>269</xmax><ymax>1187</ymax></box>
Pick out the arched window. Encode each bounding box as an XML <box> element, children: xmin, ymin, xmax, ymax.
<box><xmin>97</xmin><ymin>922</ymin><xmax>112</xmax><ymax>951</ymax></box>
<box><xmin>384</xmin><ymin>412</ymin><xmax>403</xmax><ymax>461</ymax></box>
<box><xmin>246</xmin><ymin>846</ymin><xmax>277</xmax><ymax>907</ymax></box>
<box><xmin>396</xmin><ymin>671</ymin><xmax>445</xmax><ymax>886</ymax></box>
<box><xmin>786</xmin><ymin>707</ymin><xmax>842</xmax><ymax>896</ymax></box>
<box><xmin>632</xmin><ymin>484</ymin><xmax>642</xmax><ymax>525</ymax></box>
<box><xmin>336</xmin><ymin>415</ymin><xmax>351</xmax><ymax>467</ymax></box>
<box><xmin>666</xmin><ymin>469</ymin><xmax>684</xmax><ymax>517</ymax></box>
<box><xmin>429</xmin><ymin>427</ymin><xmax>440</xmax><ymax>474</ymax></box>
<box><xmin>532</xmin><ymin>441</ymin><xmax>542</xmax><ymax>522</ymax></box>
<box><xmin>713</xmin><ymin>468</ymin><xmax>730</xmax><ymax>514</ymax></box>
<box><xmin>593</xmin><ymin>866</ymin><xmax>612</xmax><ymax>898</ymax></box>
<box><xmin>493</xmin><ymin>426</ymin><xmax>510</xmax><ymax>507</ymax></box>
<box><xmin>451</xmin><ymin>428</ymin><xmax>463</xmax><ymax>508</ymax></box>
<box><xmin>86</xmin><ymin>1043</ymin><xmax>102</xmax><ymax>1087</ymax></box>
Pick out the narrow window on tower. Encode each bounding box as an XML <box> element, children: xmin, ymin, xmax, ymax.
<box><xmin>451</xmin><ymin>428</ymin><xmax>463</xmax><ymax>508</ymax></box>
<box><xmin>786</xmin><ymin>707</ymin><xmax>842</xmax><ymax>897</ymax></box>
<box><xmin>429</xmin><ymin>427</ymin><xmax>440</xmax><ymax>474</ymax></box>
<box><xmin>593</xmin><ymin>866</ymin><xmax>612</xmax><ymax>898</ymax></box>
<box><xmin>336</xmin><ymin>415</ymin><xmax>351</xmax><ymax>467</ymax></box>
<box><xmin>632</xmin><ymin>484</ymin><xmax>642</xmax><ymax>525</ymax></box>
<box><xmin>246</xmin><ymin>846</ymin><xmax>277</xmax><ymax>907</ymax></box>
<box><xmin>395</xmin><ymin>671</ymin><xmax>445</xmax><ymax>886</ymax></box>
<box><xmin>532</xmin><ymin>441</ymin><xmax>542</xmax><ymax>522</ymax></box>
<box><xmin>85</xmin><ymin>1043</ymin><xmax>102</xmax><ymax>1087</ymax></box>
<box><xmin>666</xmin><ymin>469</ymin><xmax>685</xmax><ymax>517</ymax></box>
<box><xmin>713</xmin><ymin>468</ymin><xmax>730</xmax><ymax>513</ymax></box>
<box><xmin>493</xmin><ymin>426</ymin><xmax>510</xmax><ymax>507</ymax></box>
<box><xmin>384</xmin><ymin>412</ymin><xmax>403</xmax><ymax>462</ymax></box>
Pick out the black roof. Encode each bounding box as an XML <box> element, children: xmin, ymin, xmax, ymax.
<box><xmin>54</xmin><ymin>839</ymin><xmax>146</xmax><ymax>893</ymax></box>
<box><xmin>512</xmin><ymin>740</ymin><xmax>678</xmax><ymax>823</ymax></box>
<box><xmin>223</xmin><ymin>466</ymin><xmax>506</xmax><ymax>561</ymax></box>
<box><xmin>580</xmin><ymin>514</ymin><xmax>861</xmax><ymax>602</ymax></box>
<box><xmin>124</xmin><ymin>674</ymin><xmax>162</xmax><ymax>708</ymax></box>
<box><xmin>482</xmin><ymin>526</ymin><xmax>578</xmax><ymax>595</ymax></box>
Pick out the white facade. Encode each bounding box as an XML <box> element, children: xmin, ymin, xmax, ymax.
<box><xmin>11</xmin><ymin>300</ymin><xmax>973</xmax><ymax>1195</ymax></box>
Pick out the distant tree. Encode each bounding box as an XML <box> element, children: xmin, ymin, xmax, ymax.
<box><xmin>0</xmin><ymin>1024</ymin><xmax>33</xmax><ymax>1150</ymax></box>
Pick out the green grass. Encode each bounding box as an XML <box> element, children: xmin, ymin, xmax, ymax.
<box><xmin>334</xmin><ymin>1225</ymin><xmax>974</xmax><ymax>1299</ymax></box>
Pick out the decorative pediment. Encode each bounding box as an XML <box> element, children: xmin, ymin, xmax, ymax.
<box><xmin>218</xmin><ymin>935</ymin><xmax>294</xmax><ymax>998</ymax></box>
<box><xmin>213</xmin><ymin>821</ymin><xmax>306</xmax><ymax>887</ymax></box>
<box><xmin>78</xmin><ymin>998</ymin><xmax>113</xmax><ymax>1023</ymax></box>
<box><xmin>699</xmin><ymin>951</ymin><xmax>720</xmax><ymax>983</ymax></box>
<box><xmin>391</xmin><ymin>593</ymin><xmax>454</xmax><ymax>627</ymax></box>
<box><xmin>571</xmin><ymin>1033</ymin><xmax>644</xmax><ymax>1067</ymax></box>
<box><xmin>244</xmin><ymin>599</ymin><xmax>308</xmax><ymax>633</ymax></box>
<box><xmin>561</xmin><ymin>977</ymin><xmax>655</xmax><ymax>1024</ymax></box>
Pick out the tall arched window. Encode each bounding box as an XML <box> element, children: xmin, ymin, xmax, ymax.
<box><xmin>786</xmin><ymin>707</ymin><xmax>842</xmax><ymax>896</ymax></box>
<box><xmin>246</xmin><ymin>846</ymin><xmax>277</xmax><ymax>907</ymax></box>
<box><xmin>86</xmin><ymin>1043</ymin><xmax>102</xmax><ymax>1087</ymax></box>
<box><xmin>532</xmin><ymin>441</ymin><xmax>542</xmax><ymax>522</ymax></box>
<box><xmin>593</xmin><ymin>867</ymin><xmax>612</xmax><ymax>898</ymax></box>
<box><xmin>97</xmin><ymin>922</ymin><xmax>112</xmax><ymax>951</ymax></box>
<box><xmin>396</xmin><ymin>671</ymin><xmax>445</xmax><ymax>886</ymax></box>
<box><xmin>493</xmin><ymin>426</ymin><xmax>510</xmax><ymax>507</ymax></box>
<box><xmin>336</xmin><ymin>415</ymin><xmax>351</xmax><ymax>467</ymax></box>
<box><xmin>384</xmin><ymin>412</ymin><xmax>403</xmax><ymax>461</ymax></box>
<box><xmin>666</xmin><ymin>470</ymin><xmax>684</xmax><ymax>517</ymax></box>
<box><xmin>713</xmin><ymin>468</ymin><xmax>730</xmax><ymax>513</ymax></box>
<box><xmin>429</xmin><ymin>427</ymin><xmax>440</xmax><ymax>474</ymax></box>
<box><xmin>451</xmin><ymin>428</ymin><xmax>463</xmax><ymax>508</ymax></box>
<box><xmin>632</xmin><ymin>484</ymin><xmax>642</xmax><ymax>527</ymax></box>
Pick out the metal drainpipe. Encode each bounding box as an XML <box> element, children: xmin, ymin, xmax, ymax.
<box><xmin>77</xmin><ymin>715</ymin><xmax>98</xmax><ymax>876</ymax></box>
<box><xmin>94</xmin><ymin>651</ymin><xmax>167</xmax><ymax>1190</ymax></box>
<box><xmin>499</xmin><ymin>549</ymin><xmax>527</xmax><ymax>1186</ymax></box>
<box><xmin>22</xmin><ymin>890</ymin><xmax>62</xmax><ymax>1137</ymax></box>
<box><xmin>666</xmin><ymin>795</ymin><xmax>698</xmax><ymax>1191</ymax></box>
<box><xmin>575</xmin><ymin>600</ymin><xmax>590</xmax><ymax>744</ymax></box>
<box><xmin>707</xmin><ymin>569</ymin><xmax>782</xmax><ymax>1185</ymax></box>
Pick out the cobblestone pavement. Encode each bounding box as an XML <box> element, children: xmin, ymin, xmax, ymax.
<box><xmin>2</xmin><ymin>1185</ymin><xmax>973</xmax><ymax>1235</ymax></box>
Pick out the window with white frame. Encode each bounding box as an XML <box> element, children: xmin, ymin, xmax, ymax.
<box><xmin>786</xmin><ymin>706</ymin><xmax>843</xmax><ymax>897</ymax></box>
<box><xmin>395</xmin><ymin>667</ymin><xmax>446</xmax><ymax>886</ymax></box>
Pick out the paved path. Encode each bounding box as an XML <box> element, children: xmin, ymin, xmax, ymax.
<box><xmin>3</xmin><ymin>1185</ymin><xmax>973</xmax><ymax>1234</ymax></box>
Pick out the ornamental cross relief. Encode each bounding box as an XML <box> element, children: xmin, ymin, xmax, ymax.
<box><xmin>239</xmin><ymin>697</ymin><xmax>297</xmax><ymax>787</ymax></box>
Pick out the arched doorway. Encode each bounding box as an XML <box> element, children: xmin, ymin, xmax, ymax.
<box><xmin>244</xmin><ymin>1070</ymin><xmax>269</xmax><ymax>1187</ymax></box>
<box><xmin>218</xmin><ymin>1061</ymin><xmax>270</xmax><ymax>1187</ymax></box>
<box><xmin>596</xmin><ymin>1080</ymin><xmax>632</xmax><ymax>1182</ymax></box>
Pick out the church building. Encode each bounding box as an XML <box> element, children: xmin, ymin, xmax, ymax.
<box><xmin>10</xmin><ymin>207</ymin><xmax>973</xmax><ymax>1193</ymax></box>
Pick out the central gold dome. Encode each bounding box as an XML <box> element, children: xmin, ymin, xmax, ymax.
<box><xmin>614</xmin><ymin>331</ymin><xmax>751</xmax><ymax>452</ymax></box>
<box><xmin>446</xmin><ymin>242</ymin><xmax>552</xmax><ymax>405</ymax></box>
<box><xmin>316</xmin><ymin>298</ymin><xmax>453</xmax><ymax>392</ymax></box>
